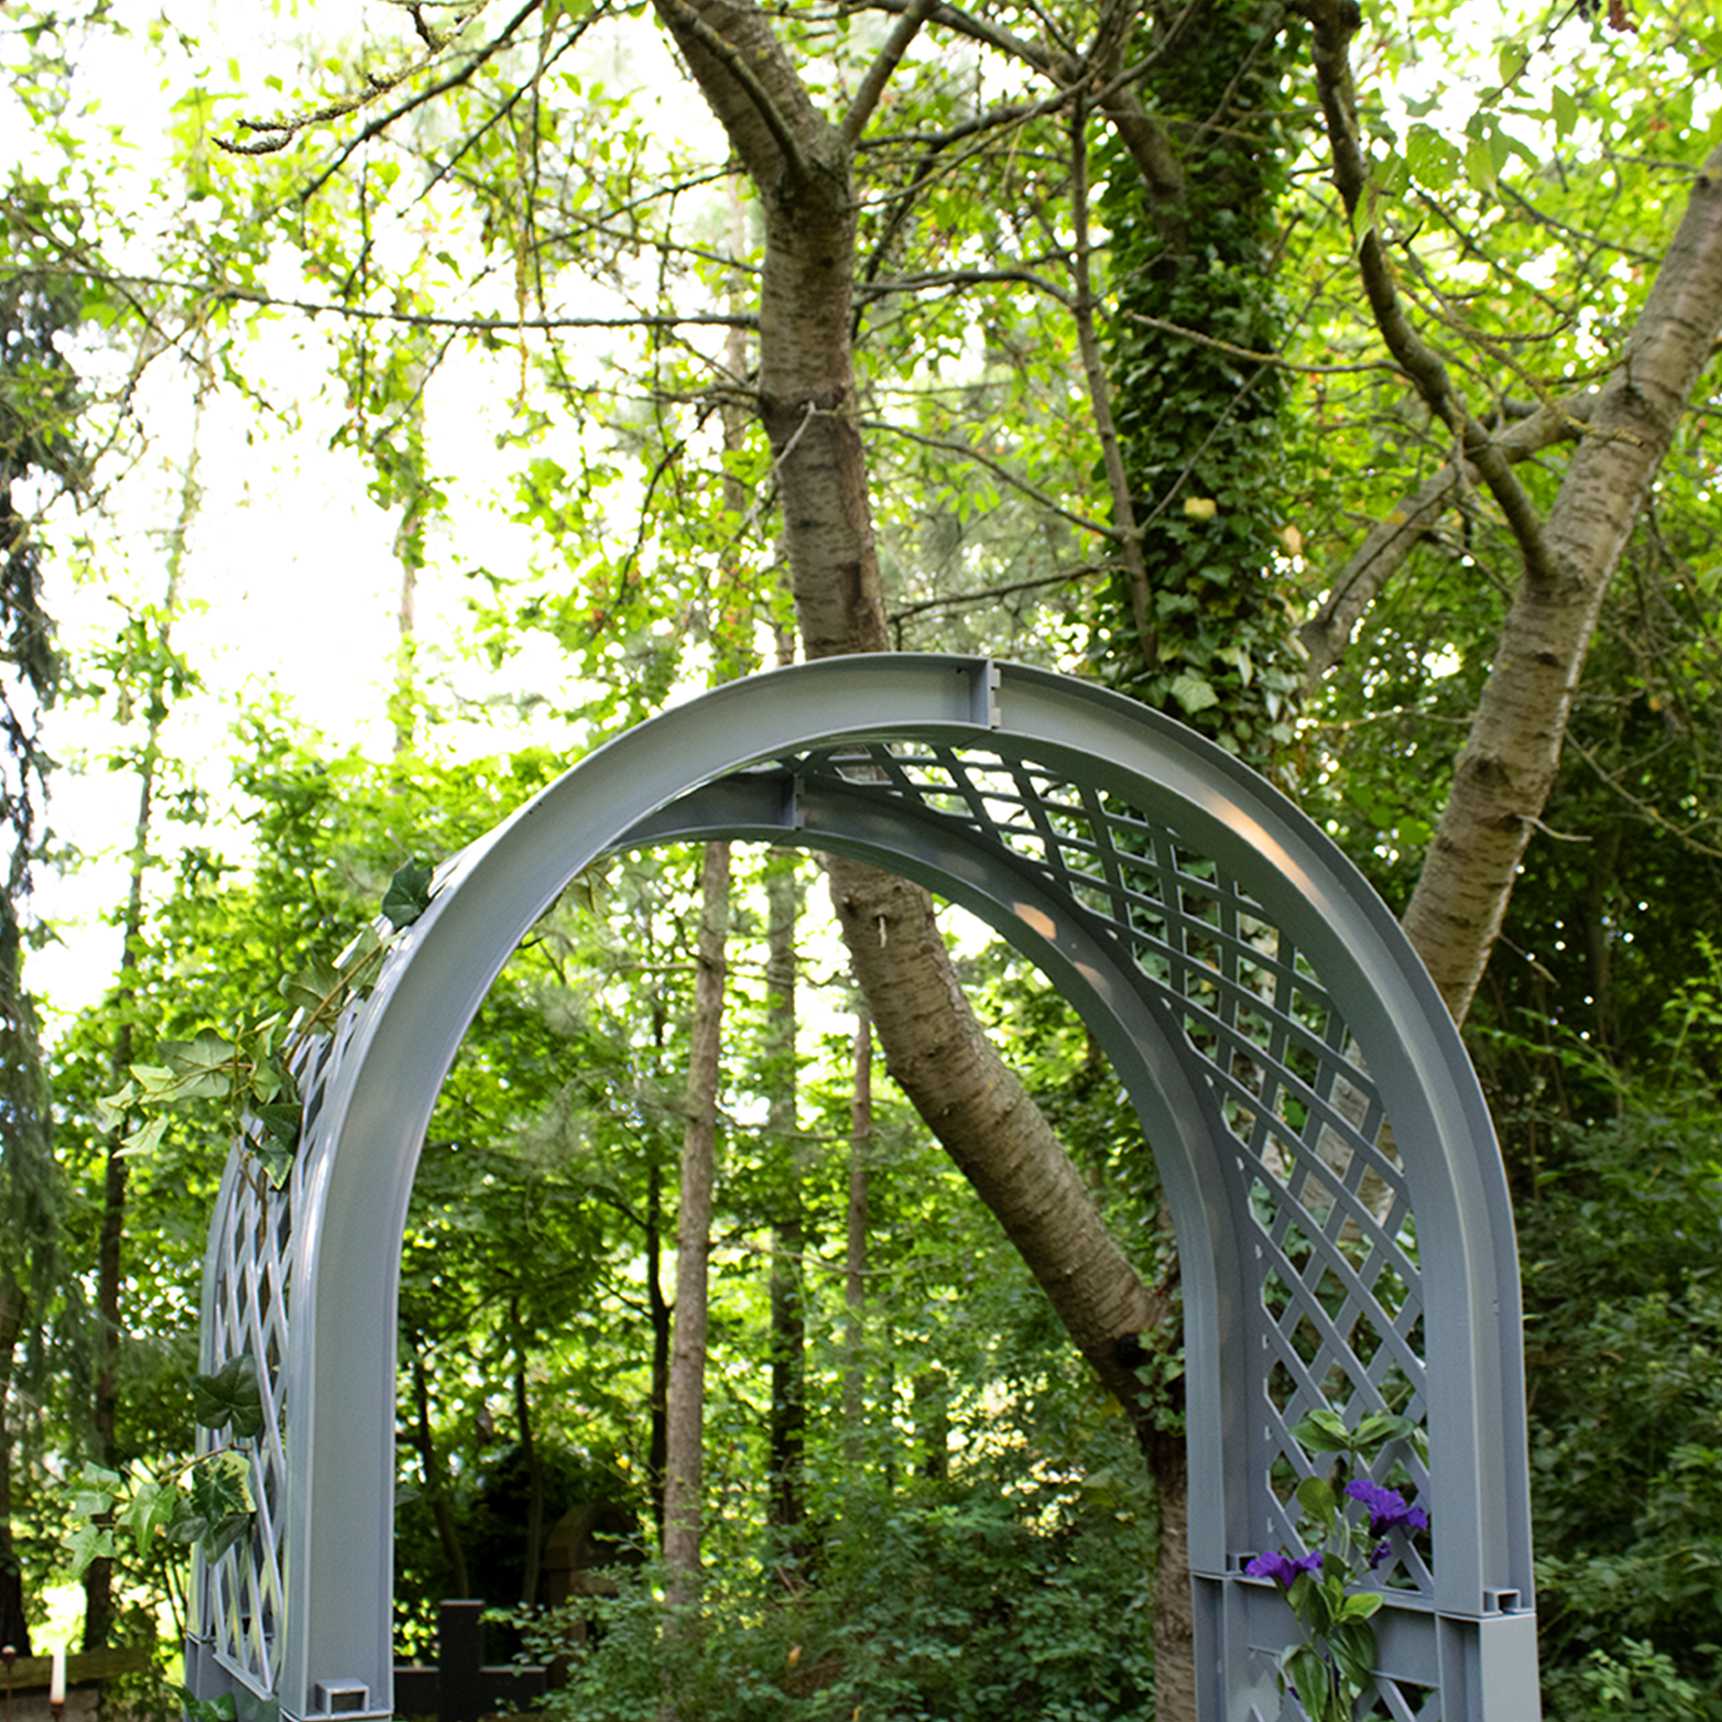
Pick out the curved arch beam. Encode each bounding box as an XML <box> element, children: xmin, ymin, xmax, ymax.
<box><xmin>264</xmin><ymin>656</ymin><xmax>1529</xmax><ymax>1719</ymax></box>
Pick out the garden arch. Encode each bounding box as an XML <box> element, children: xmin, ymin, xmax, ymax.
<box><xmin>189</xmin><ymin>655</ymin><xmax>1540</xmax><ymax>1721</ymax></box>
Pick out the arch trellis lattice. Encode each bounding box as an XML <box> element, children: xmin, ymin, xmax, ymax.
<box><xmin>189</xmin><ymin>657</ymin><xmax>1541</xmax><ymax>1721</ymax></box>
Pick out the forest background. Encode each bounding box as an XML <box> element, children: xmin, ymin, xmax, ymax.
<box><xmin>2</xmin><ymin>0</ymin><xmax>1722</xmax><ymax>1717</ymax></box>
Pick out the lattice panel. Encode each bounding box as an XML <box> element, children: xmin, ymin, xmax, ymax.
<box><xmin>198</xmin><ymin>1004</ymin><xmax>363</xmax><ymax>1694</ymax></box>
<box><xmin>786</xmin><ymin>739</ymin><xmax>1433</xmax><ymax>1593</ymax></box>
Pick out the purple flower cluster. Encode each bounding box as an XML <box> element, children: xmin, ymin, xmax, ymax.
<box><xmin>1244</xmin><ymin>1549</ymin><xmax>1323</xmax><ymax>1588</ymax></box>
<box><xmin>1345</xmin><ymin>1477</ymin><xmax>1429</xmax><ymax>1564</ymax></box>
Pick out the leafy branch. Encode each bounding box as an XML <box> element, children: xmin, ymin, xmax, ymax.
<box><xmin>99</xmin><ymin>858</ymin><xmax>440</xmax><ymax>1188</ymax></box>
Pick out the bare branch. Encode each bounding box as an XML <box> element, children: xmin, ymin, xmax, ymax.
<box><xmin>890</xmin><ymin>563</ymin><xmax>1107</xmax><ymax>628</ymax></box>
<box><xmin>1300</xmin><ymin>393</ymin><xmax>1597</xmax><ymax>681</ymax></box>
<box><xmin>0</xmin><ymin>264</ymin><xmax>757</xmax><ymax>333</ymax></box>
<box><xmin>857</xmin><ymin>0</ymin><xmax>1051</xmax><ymax>72</ymax></box>
<box><xmin>861</xmin><ymin>416</ymin><xmax>1120</xmax><ymax>541</ymax></box>
<box><xmin>841</xmin><ymin>0</ymin><xmax>939</xmax><ymax>147</ymax></box>
<box><xmin>1300</xmin><ymin>0</ymin><xmax>1557</xmax><ymax>586</ymax></box>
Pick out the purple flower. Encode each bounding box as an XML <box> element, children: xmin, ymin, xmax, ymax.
<box><xmin>1368</xmin><ymin>1540</ymin><xmax>1393</xmax><ymax>1571</ymax></box>
<box><xmin>1345</xmin><ymin>1477</ymin><xmax>1430</xmax><ymax>1539</ymax></box>
<box><xmin>1246</xmin><ymin>1549</ymin><xmax>1324</xmax><ymax>1588</ymax></box>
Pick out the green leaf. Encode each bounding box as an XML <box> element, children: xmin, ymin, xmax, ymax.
<box><xmin>1341</xmin><ymin>1590</ymin><xmax>1384</xmax><ymax>1621</ymax></box>
<box><xmin>122</xmin><ymin>1479</ymin><xmax>177</xmax><ymax>1557</ymax></box>
<box><xmin>1285</xmin><ymin>1642</ymin><xmax>1334</xmax><ymax>1720</ymax></box>
<box><xmin>69</xmin><ymin>1522</ymin><xmax>118</xmax><ymax>1580</ymax></box>
<box><xmin>280</xmin><ymin>957</ymin><xmax>344</xmax><ymax>1018</ymax></box>
<box><xmin>1292</xmin><ymin>1408</ymin><xmax>1353</xmax><ymax>1452</ymax></box>
<box><xmin>253</xmin><ymin>1102</ymin><xmax>302</xmax><ymax>1152</ymax></box>
<box><xmin>1170</xmin><ymin>673</ymin><xmax>1219</xmax><ymax>716</ymax></box>
<box><xmin>177</xmin><ymin>1687</ymin><xmax>237</xmax><ymax>1722</ymax></box>
<box><xmin>1405</xmin><ymin>124</ymin><xmax>1461</xmax><ymax>192</ymax></box>
<box><xmin>121</xmin><ymin>1114</ymin><xmax>170</xmax><ymax>1158</ymax></box>
<box><xmin>1465</xmin><ymin>136</ymin><xmax>1497</xmax><ymax>194</ymax></box>
<box><xmin>1296</xmin><ymin>1475</ymin><xmax>1336</xmax><ymax>1527</ymax></box>
<box><xmin>1552</xmin><ymin>85</ymin><xmax>1578</xmax><ymax>139</ymax></box>
<box><xmin>193</xmin><ymin>1355</ymin><xmax>266</xmax><ymax>1439</ymax></box>
<box><xmin>382</xmin><ymin>858</ymin><xmax>436</xmax><ymax>929</ymax></box>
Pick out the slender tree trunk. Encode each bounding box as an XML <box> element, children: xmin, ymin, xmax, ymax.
<box><xmin>409</xmin><ymin>1342</ymin><xmax>471</xmax><ymax>1597</ymax></box>
<box><xmin>661</xmin><ymin>842</ymin><xmax>733</xmax><ymax>1618</ymax></box>
<box><xmin>842</xmin><ymin>1010</ymin><xmax>870</xmax><ymax>1451</ymax></box>
<box><xmin>765</xmin><ymin>855</ymin><xmax>805</xmax><ymax>1540</ymax></box>
<box><xmin>646</xmin><ymin>1151</ymin><xmax>672</xmax><ymax>1543</ymax></box>
<box><xmin>0</xmin><ymin>1275</ymin><xmax>29</xmax><ymax>1654</ymax></box>
<box><xmin>86</xmin><ymin>361</ymin><xmax>206</xmax><ymax>1648</ymax></box>
<box><xmin>512</xmin><ymin>1300</ymin><xmax>545</xmax><ymax>1608</ymax></box>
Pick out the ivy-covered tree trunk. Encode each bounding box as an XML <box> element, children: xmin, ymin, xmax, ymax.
<box><xmin>1094</xmin><ymin>0</ymin><xmax>1304</xmax><ymax>771</ymax></box>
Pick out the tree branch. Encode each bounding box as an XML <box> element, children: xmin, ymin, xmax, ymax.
<box><xmin>1300</xmin><ymin>0</ymin><xmax>1557</xmax><ymax>587</ymax></box>
<box><xmin>860</xmin><ymin>416</ymin><xmax>1120</xmax><ymax>540</ymax></box>
<box><xmin>1300</xmin><ymin>392</ymin><xmax>1597</xmax><ymax>682</ymax></box>
<box><xmin>841</xmin><ymin>0</ymin><xmax>939</xmax><ymax>147</ymax></box>
<box><xmin>653</xmin><ymin>0</ymin><xmax>810</xmax><ymax>183</ymax></box>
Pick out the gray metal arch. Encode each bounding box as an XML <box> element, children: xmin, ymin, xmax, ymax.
<box><xmin>188</xmin><ymin>655</ymin><xmax>1539</xmax><ymax>1722</ymax></box>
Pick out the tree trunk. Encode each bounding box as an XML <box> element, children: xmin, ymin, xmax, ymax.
<box><xmin>409</xmin><ymin>1341</ymin><xmax>471</xmax><ymax>1597</ymax></box>
<box><xmin>661</xmin><ymin>842</ymin><xmax>733</xmax><ymax>1616</ymax></box>
<box><xmin>645</xmin><ymin>6</ymin><xmax>1191</xmax><ymax>1707</ymax></box>
<box><xmin>512</xmin><ymin>1301</ymin><xmax>545</xmax><ymax>1608</ymax></box>
<box><xmin>1402</xmin><ymin>144</ymin><xmax>1722</xmax><ymax>1022</ymax></box>
<box><xmin>0</xmin><ymin>1275</ymin><xmax>29</xmax><ymax>1655</ymax></box>
<box><xmin>87</xmin><ymin>359</ymin><xmax>206</xmax><ymax>1649</ymax></box>
<box><xmin>764</xmin><ymin>856</ymin><xmax>805</xmax><ymax>1540</ymax></box>
<box><xmin>646</xmin><ymin>1150</ymin><xmax>672</xmax><ymax>1543</ymax></box>
<box><xmin>842</xmin><ymin>1009</ymin><xmax>870</xmax><ymax>1449</ymax></box>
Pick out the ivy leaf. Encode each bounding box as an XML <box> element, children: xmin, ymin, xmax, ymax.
<box><xmin>193</xmin><ymin>1354</ymin><xmax>265</xmax><ymax>1439</ymax></box>
<box><xmin>69</xmin><ymin>1522</ymin><xmax>118</xmax><ymax>1580</ymax></box>
<box><xmin>1170</xmin><ymin>673</ymin><xmax>1219</xmax><ymax>716</ymax></box>
<box><xmin>120</xmin><ymin>1114</ymin><xmax>170</xmax><ymax>1159</ymax></box>
<box><xmin>253</xmin><ymin>1102</ymin><xmax>302</xmax><ymax>1152</ymax></box>
<box><xmin>177</xmin><ymin>1687</ymin><xmax>237</xmax><ymax>1722</ymax></box>
<box><xmin>122</xmin><ymin>1479</ymin><xmax>178</xmax><ymax>1557</ymax></box>
<box><xmin>251</xmin><ymin>1143</ymin><xmax>296</xmax><ymax>1190</ymax></box>
<box><xmin>382</xmin><ymin>859</ymin><xmax>436</xmax><ymax>929</ymax></box>
<box><xmin>200</xmin><ymin>1511</ymin><xmax>253</xmax><ymax>1562</ymax></box>
<box><xmin>280</xmin><ymin>958</ymin><xmax>344</xmax><ymax>1019</ymax></box>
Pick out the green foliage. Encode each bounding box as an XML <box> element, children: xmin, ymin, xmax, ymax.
<box><xmin>524</xmin><ymin>1444</ymin><xmax>1157</xmax><ymax>1722</ymax></box>
<box><xmin>1519</xmin><ymin>1098</ymin><xmax>1722</xmax><ymax>1713</ymax></box>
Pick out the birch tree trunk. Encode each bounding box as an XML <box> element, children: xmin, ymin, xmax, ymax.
<box><xmin>661</xmin><ymin>841</ymin><xmax>733</xmax><ymax>1620</ymax></box>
